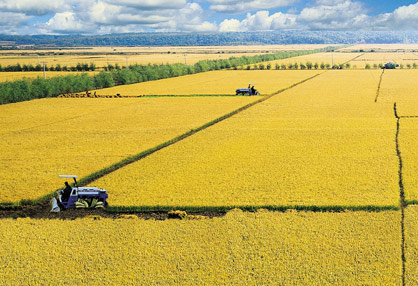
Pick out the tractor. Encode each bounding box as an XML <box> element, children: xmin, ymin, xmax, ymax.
<box><xmin>236</xmin><ymin>83</ymin><xmax>260</xmax><ymax>95</ymax></box>
<box><xmin>50</xmin><ymin>175</ymin><xmax>108</xmax><ymax>212</ymax></box>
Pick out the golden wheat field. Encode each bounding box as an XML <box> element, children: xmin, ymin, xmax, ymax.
<box><xmin>91</xmin><ymin>70</ymin><xmax>319</xmax><ymax>96</ymax></box>
<box><xmin>0</xmin><ymin>97</ymin><xmax>259</xmax><ymax>202</ymax></box>
<box><xmin>350</xmin><ymin>52</ymin><xmax>418</xmax><ymax>67</ymax></box>
<box><xmin>0</xmin><ymin>45</ymin><xmax>329</xmax><ymax>68</ymax></box>
<box><xmin>379</xmin><ymin>69</ymin><xmax>418</xmax><ymax>114</ymax></box>
<box><xmin>264</xmin><ymin>52</ymin><xmax>362</xmax><ymax>67</ymax></box>
<box><xmin>0</xmin><ymin>53</ymin><xmax>261</xmax><ymax>68</ymax></box>
<box><xmin>4</xmin><ymin>47</ymin><xmax>418</xmax><ymax>285</ymax></box>
<box><xmin>406</xmin><ymin>206</ymin><xmax>418</xmax><ymax>285</ymax></box>
<box><xmin>0</xmin><ymin>71</ymin><xmax>99</xmax><ymax>82</ymax></box>
<box><xmin>398</xmin><ymin>119</ymin><xmax>418</xmax><ymax>203</ymax></box>
<box><xmin>339</xmin><ymin>44</ymin><xmax>418</xmax><ymax>52</ymax></box>
<box><xmin>0</xmin><ymin>210</ymin><xmax>402</xmax><ymax>285</ymax></box>
<box><xmin>96</xmin><ymin>70</ymin><xmax>399</xmax><ymax>207</ymax></box>
<box><xmin>0</xmin><ymin>44</ymin><xmax>329</xmax><ymax>55</ymax></box>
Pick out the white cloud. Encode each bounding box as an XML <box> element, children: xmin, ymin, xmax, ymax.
<box><xmin>40</xmin><ymin>1</ymin><xmax>216</xmax><ymax>34</ymax></box>
<box><xmin>0</xmin><ymin>0</ymin><xmax>71</xmax><ymax>16</ymax></box>
<box><xmin>298</xmin><ymin>0</ymin><xmax>368</xmax><ymax>30</ymax></box>
<box><xmin>101</xmin><ymin>0</ymin><xmax>187</xmax><ymax>10</ymax></box>
<box><xmin>4</xmin><ymin>0</ymin><xmax>418</xmax><ymax>34</ymax></box>
<box><xmin>219</xmin><ymin>10</ymin><xmax>298</xmax><ymax>32</ymax></box>
<box><xmin>44</xmin><ymin>12</ymin><xmax>89</xmax><ymax>33</ymax></box>
<box><xmin>208</xmin><ymin>0</ymin><xmax>297</xmax><ymax>13</ymax></box>
<box><xmin>219</xmin><ymin>18</ymin><xmax>242</xmax><ymax>31</ymax></box>
<box><xmin>375</xmin><ymin>3</ymin><xmax>418</xmax><ymax>30</ymax></box>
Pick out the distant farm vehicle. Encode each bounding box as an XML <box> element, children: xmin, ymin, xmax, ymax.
<box><xmin>236</xmin><ymin>83</ymin><xmax>260</xmax><ymax>95</ymax></box>
<box><xmin>383</xmin><ymin>62</ymin><xmax>399</xmax><ymax>69</ymax></box>
<box><xmin>50</xmin><ymin>175</ymin><xmax>108</xmax><ymax>212</ymax></box>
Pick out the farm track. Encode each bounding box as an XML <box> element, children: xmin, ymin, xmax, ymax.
<box><xmin>393</xmin><ymin>102</ymin><xmax>418</xmax><ymax>285</ymax></box>
<box><xmin>394</xmin><ymin>104</ymin><xmax>406</xmax><ymax>286</ymax></box>
<box><xmin>343</xmin><ymin>53</ymin><xmax>365</xmax><ymax>65</ymax></box>
<box><xmin>374</xmin><ymin>69</ymin><xmax>385</xmax><ymax>102</ymax></box>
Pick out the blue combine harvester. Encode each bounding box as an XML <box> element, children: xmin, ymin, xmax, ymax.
<box><xmin>236</xmin><ymin>83</ymin><xmax>260</xmax><ymax>95</ymax></box>
<box><xmin>50</xmin><ymin>175</ymin><xmax>108</xmax><ymax>212</ymax></box>
<box><xmin>383</xmin><ymin>62</ymin><xmax>399</xmax><ymax>69</ymax></box>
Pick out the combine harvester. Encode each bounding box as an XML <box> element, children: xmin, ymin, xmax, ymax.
<box><xmin>382</xmin><ymin>62</ymin><xmax>399</xmax><ymax>69</ymax></box>
<box><xmin>236</xmin><ymin>83</ymin><xmax>260</xmax><ymax>95</ymax></box>
<box><xmin>50</xmin><ymin>175</ymin><xmax>108</xmax><ymax>212</ymax></box>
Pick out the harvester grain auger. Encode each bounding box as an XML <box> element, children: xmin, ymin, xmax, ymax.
<box><xmin>50</xmin><ymin>175</ymin><xmax>108</xmax><ymax>212</ymax></box>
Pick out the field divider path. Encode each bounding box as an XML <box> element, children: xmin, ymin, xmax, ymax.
<box><xmin>374</xmin><ymin>69</ymin><xmax>385</xmax><ymax>103</ymax></box>
<box><xmin>0</xmin><ymin>73</ymin><xmax>322</xmax><ymax>211</ymax></box>
<box><xmin>394</xmin><ymin>102</ymin><xmax>406</xmax><ymax>286</ymax></box>
<box><xmin>343</xmin><ymin>52</ymin><xmax>365</xmax><ymax>65</ymax></box>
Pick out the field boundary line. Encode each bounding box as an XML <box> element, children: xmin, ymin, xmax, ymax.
<box><xmin>343</xmin><ymin>52</ymin><xmax>365</xmax><ymax>65</ymax></box>
<box><xmin>106</xmin><ymin>204</ymin><xmax>399</xmax><ymax>213</ymax></box>
<box><xmin>0</xmin><ymin>73</ymin><xmax>322</xmax><ymax>208</ymax></box>
<box><xmin>374</xmin><ymin>69</ymin><xmax>385</xmax><ymax>103</ymax></box>
<box><xmin>394</xmin><ymin>102</ymin><xmax>406</xmax><ymax>286</ymax></box>
<box><xmin>60</xmin><ymin>94</ymin><xmax>256</xmax><ymax>98</ymax></box>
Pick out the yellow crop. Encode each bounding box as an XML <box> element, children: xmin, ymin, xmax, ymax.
<box><xmin>351</xmin><ymin>52</ymin><xmax>418</xmax><ymax>67</ymax></box>
<box><xmin>265</xmin><ymin>52</ymin><xmax>362</xmax><ymax>67</ymax></box>
<box><xmin>340</xmin><ymin>43</ymin><xmax>418</xmax><ymax>52</ymax></box>
<box><xmin>398</xmin><ymin>119</ymin><xmax>418</xmax><ymax>203</ymax></box>
<box><xmin>97</xmin><ymin>70</ymin><xmax>399</xmax><ymax>208</ymax></box>
<box><xmin>0</xmin><ymin>210</ymin><xmax>401</xmax><ymax>285</ymax></box>
<box><xmin>406</xmin><ymin>205</ymin><xmax>418</xmax><ymax>285</ymax></box>
<box><xmin>0</xmin><ymin>45</ymin><xmax>329</xmax><ymax>67</ymax></box>
<box><xmin>0</xmin><ymin>71</ymin><xmax>98</xmax><ymax>82</ymax></box>
<box><xmin>379</xmin><ymin>70</ymin><xmax>418</xmax><ymax>115</ymax></box>
<box><xmin>0</xmin><ymin>96</ymin><xmax>258</xmax><ymax>203</ymax></box>
<box><xmin>91</xmin><ymin>70</ymin><xmax>319</xmax><ymax>96</ymax></box>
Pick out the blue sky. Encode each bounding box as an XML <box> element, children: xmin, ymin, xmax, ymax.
<box><xmin>1</xmin><ymin>0</ymin><xmax>418</xmax><ymax>34</ymax></box>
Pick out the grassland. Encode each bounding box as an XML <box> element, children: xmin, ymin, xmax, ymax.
<box><xmin>95</xmin><ymin>70</ymin><xmax>399</xmax><ymax>209</ymax></box>
<box><xmin>91</xmin><ymin>70</ymin><xmax>319</xmax><ymax>96</ymax></box>
<box><xmin>0</xmin><ymin>210</ymin><xmax>401</xmax><ymax>285</ymax></box>
<box><xmin>0</xmin><ymin>97</ymin><xmax>260</xmax><ymax>203</ymax></box>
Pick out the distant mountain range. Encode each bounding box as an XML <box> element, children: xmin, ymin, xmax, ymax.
<box><xmin>1</xmin><ymin>31</ymin><xmax>418</xmax><ymax>47</ymax></box>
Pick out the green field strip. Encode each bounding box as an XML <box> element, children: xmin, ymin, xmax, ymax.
<box><xmin>68</xmin><ymin>94</ymin><xmax>257</xmax><ymax>98</ymax></box>
<box><xmin>0</xmin><ymin>73</ymin><xmax>321</xmax><ymax>208</ymax></box>
<box><xmin>106</xmin><ymin>204</ymin><xmax>399</xmax><ymax>213</ymax></box>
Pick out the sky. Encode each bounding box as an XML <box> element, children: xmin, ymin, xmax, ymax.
<box><xmin>1</xmin><ymin>0</ymin><xmax>418</xmax><ymax>35</ymax></box>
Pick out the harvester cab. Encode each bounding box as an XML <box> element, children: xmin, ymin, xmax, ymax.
<box><xmin>236</xmin><ymin>83</ymin><xmax>260</xmax><ymax>96</ymax></box>
<box><xmin>50</xmin><ymin>175</ymin><xmax>108</xmax><ymax>212</ymax></box>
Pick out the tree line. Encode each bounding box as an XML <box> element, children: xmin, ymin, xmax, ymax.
<box><xmin>0</xmin><ymin>63</ymin><xmax>97</xmax><ymax>72</ymax></box>
<box><xmin>0</xmin><ymin>47</ymin><xmax>336</xmax><ymax>105</ymax></box>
